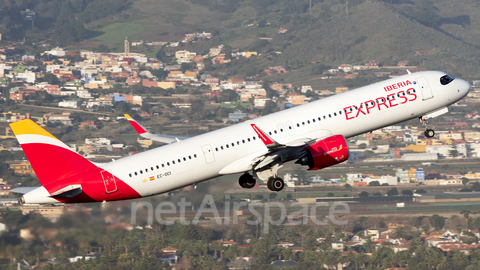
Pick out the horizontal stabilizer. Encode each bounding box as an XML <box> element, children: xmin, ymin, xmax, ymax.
<box><xmin>50</xmin><ymin>184</ymin><xmax>82</xmax><ymax>197</ymax></box>
<box><xmin>10</xmin><ymin>187</ymin><xmax>38</xmax><ymax>194</ymax></box>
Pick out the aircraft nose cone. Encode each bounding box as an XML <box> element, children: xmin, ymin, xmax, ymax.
<box><xmin>459</xmin><ymin>78</ymin><xmax>471</xmax><ymax>94</ymax></box>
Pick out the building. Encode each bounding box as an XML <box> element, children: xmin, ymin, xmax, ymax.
<box><xmin>228</xmin><ymin>110</ymin><xmax>247</xmax><ymax>122</ymax></box>
<box><xmin>401</xmin><ymin>153</ymin><xmax>438</xmax><ymax>161</ymax></box>
<box><xmin>416</xmin><ymin>168</ymin><xmax>425</xmax><ymax>182</ymax></box>
<box><xmin>408</xmin><ymin>168</ymin><xmax>417</xmax><ymax>183</ymax></box>
<box><xmin>335</xmin><ymin>86</ymin><xmax>349</xmax><ymax>94</ymax></box>
<box><xmin>286</xmin><ymin>94</ymin><xmax>306</xmax><ymax>105</ymax></box>
<box><xmin>58</xmin><ymin>100</ymin><xmax>78</xmax><ymax>108</ymax></box>
<box><xmin>254</xmin><ymin>97</ymin><xmax>270</xmax><ymax>107</ymax></box>
<box><xmin>137</xmin><ymin>138</ymin><xmax>152</xmax><ymax>148</ymax></box>
<box><xmin>154</xmin><ymin>247</ymin><xmax>178</xmax><ymax>265</ymax></box>
<box><xmin>9</xmin><ymin>161</ymin><xmax>35</xmax><ymax>175</ymax></box>
<box><xmin>396</xmin><ymin>168</ymin><xmax>409</xmax><ymax>183</ymax></box>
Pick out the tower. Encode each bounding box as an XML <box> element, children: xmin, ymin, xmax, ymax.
<box><xmin>124</xmin><ymin>37</ymin><xmax>130</xmax><ymax>57</ymax></box>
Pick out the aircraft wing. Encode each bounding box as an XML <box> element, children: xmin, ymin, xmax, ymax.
<box><xmin>220</xmin><ymin>124</ymin><xmax>326</xmax><ymax>175</ymax></box>
<box><xmin>124</xmin><ymin>114</ymin><xmax>189</xmax><ymax>144</ymax></box>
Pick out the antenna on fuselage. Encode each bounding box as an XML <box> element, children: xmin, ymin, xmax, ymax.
<box><xmin>406</xmin><ymin>69</ymin><xmax>411</xmax><ymax>74</ymax></box>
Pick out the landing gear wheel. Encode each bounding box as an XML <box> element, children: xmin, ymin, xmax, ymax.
<box><xmin>267</xmin><ymin>177</ymin><xmax>285</xmax><ymax>192</ymax></box>
<box><xmin>239</xmin><ymin>173</ymin><xmax>256</xmax><ymax>189</ymax></box>
<box><xmin>420</xmin><ymin>117</ymin><xmax>435</xmax><ymax>138</ymax></box>
<box><xmin>425</xmin><ymin>129</ymin><xmax>435</xmax><ymax>138</ymax></box>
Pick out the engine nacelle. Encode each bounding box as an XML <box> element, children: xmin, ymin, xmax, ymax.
<box><xmin>296</xmin><ymin>135</ymin><xmax>349</xmax><ymax>170</ymax></box>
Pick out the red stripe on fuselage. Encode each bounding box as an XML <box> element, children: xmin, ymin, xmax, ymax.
<box><xmin>21</xmin><ymin>143</ymin><xmax>141</xmax><ymax>203</ymax></box>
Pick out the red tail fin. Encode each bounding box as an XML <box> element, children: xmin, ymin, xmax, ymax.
<box><xmin>10</xmin><ymin>120</ymin><xmax>97</xmax><ymax>187</ymax></box>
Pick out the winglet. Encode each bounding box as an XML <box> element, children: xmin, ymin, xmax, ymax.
<box><xmin>250</xmin><ymin>124</ymin><xmax>282</xmax><ymax>149</ymax></box>
<box><xmin>124</xmin><ymin>114</ymin><xmax>148</xmax><ymax>134</ymax></box>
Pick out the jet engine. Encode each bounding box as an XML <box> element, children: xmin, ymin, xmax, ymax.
<box><xmin>296</xmin><ymin>135</ymin><xmax>349</xmax><ymax>170</ymax></box>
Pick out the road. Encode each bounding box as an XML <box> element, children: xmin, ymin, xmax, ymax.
<box><xmin>19</xmin><ymin>104</ymin><xmax>110</xmax><ymax>115</ymax></box>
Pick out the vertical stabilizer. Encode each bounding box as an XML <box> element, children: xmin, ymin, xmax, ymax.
<box><xmin>10</xmin><ymin>120</ymin><xmax>97</xmax><ymax>188</ymax></box>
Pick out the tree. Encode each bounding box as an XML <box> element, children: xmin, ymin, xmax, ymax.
<box><xmin>368</xmin><ymin>181</ymin><xmax>380</xmax><ymax>186</ymax></box>
<box><xmin>42</xmin><ymin>73</ymin><xmax>59</xmax><ymax>84</ymax></box>
<box><xmin>387</xmin><ymin>188</ymin><xmax>399</xmax><ymax>197</ymax></box>
<box><xmin>156</xmin><ymin>46</ymin><xmax>166</xmax><ymax>61</ymax></box>
<box><xmin>429</xmin><ymin>214</ymin><xmax>446</xmax><ymax>231</ymax></box>
<box><xmin>449</xmin><ymin>143</ymin><xmax>459</xmax><ymax>158</ymax></box>
<box><xmin>401</xmin><ymin>189</ymin><xmax>413</xmax><ymax>196</ymax></box>
<box><xmin>327</xmin><ymin>192</ymin><xmax>335</xmax><ymax>197</ymax></box>
<box><xmin>359</xmin><ymin>191</ymin><xmax>369</xmax><ymax>197</ymax></box>
<box><xmin>269</xmin><ymin>193</ymin><xmax>277</xmax><ymax>201</ymax></box>
<box><xmin>0</xmin><ymin>208</ymin><xmax>24</xmax><ymax>230</ymax></box>
<box><xmin>416</xmin><ymin>189</ymin><xmax>427</xmax><ymax>194</ymax></box>
<box><xmin>96</xmin><ymin>44</ymin><xmax>111</xmax><ymax>53</ymax></box>
<box><xmin>421</xmin><ymin>224</ymin><xmax>430</xmax><ymax>234</ymax></box>
<box><xmin>462</xmin><ymin>177</ymin><xmax>470</xmax><ymax>186</ymax></box>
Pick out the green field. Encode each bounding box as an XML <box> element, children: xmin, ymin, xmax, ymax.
<box><xmin>94</xmin><ymin>23</ymin><xmax>153</xmax><ymax>45</ymax></box>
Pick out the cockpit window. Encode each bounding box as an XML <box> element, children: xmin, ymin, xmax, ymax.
<box><xmin>440</xmin><ymin>74</ymin><xmax>455</xmax><ymax>85</ymax></box>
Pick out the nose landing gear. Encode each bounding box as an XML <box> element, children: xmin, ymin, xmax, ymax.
<box><xmin>420</xmin><ymin>117</ymin><xmax>435</xmax><ymax>138</ymax></box>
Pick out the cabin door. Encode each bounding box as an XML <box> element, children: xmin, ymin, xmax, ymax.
<box><xmin>101</xmin><ymin>170</ymin><xmax>118</xmax><ymax>194</ymax></box>
<box><xmin>201</xmin><ymin>144</ymin><xmax>215</xmax><ymax>164</ymax></box>
<box><xmin>416</xmin><ymin>77</ymin><xmax>434</xmax><ymax>101</ymax></box>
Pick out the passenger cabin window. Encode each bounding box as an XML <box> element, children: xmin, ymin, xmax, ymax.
<box><xmin>440</xmin><ymin>74</ymin><xmax>455</xmax><ymax>85</ymax></box>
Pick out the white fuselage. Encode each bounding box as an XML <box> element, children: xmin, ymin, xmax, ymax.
<box><xmin>101</xmin><ymin>71</ymin><xmax>470</xmax><ymax>197</ymax></box>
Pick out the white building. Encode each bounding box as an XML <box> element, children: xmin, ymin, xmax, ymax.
<box><xmin>85</xmin><ymin>138</ymin><xmax>111</xmax><ymax>146</ymax></box>
<box><xmin>44</xmin><ymin>47</ymin><xmax>66</xmax><ymax>56</ymax></box>
<box><xmin>402</xmin><ymin>153</ymin><xmax>438</xmax><ymax>161</ymax></box>
<box><xmin>46</xmin><ymin>65</ymin><xmax>63</xmax><ymax>73</ymax></box>
<box><xmin>300</xmin><ymin>85</ymin><xmax>313</xmax><ymax>93</ymax></box>
<box><xmin>59</xmin><ymin>100</ymin><xmax>77</xmax><ymax>108</ymax></box>
<box><xmin>77</xmin><ymin>89</ymin><xmax>92</xmax><ymax>98</ymax></box>
<box><xmin>16</xmin><ymin>71</ymin><xmax>36</xmax><ymax>83</ymax></box>
<box><xmin>254</xmin><ymin>97</ymin><xmax>270</xmax><ymax>107</ymax></box>
<box><xmin>60</xmin><ymin>90</ymin><xmax>76</xmax><ymax>96</ymax></box>
<box><xmin>426</xmin><ymin>144</ymin><xmax>468</xmax><ymax>158</ymax></box>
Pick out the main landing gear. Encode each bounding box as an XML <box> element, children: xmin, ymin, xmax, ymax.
<box><xmin>238</xmin><ymin>173</ymin><xmax>285</xmax><ymax>192</ymax></box>
<box><xmin>267</xmin><ymin>177</ymin><xmax>285</xmax><ymax>192</ymax></box>
<box><xmin>420</xmin><ymin>117</ymin><xmax>435</xmax><ymax>138</ymax></box>
<box><xmin>239</xmin><ymin>172</ymin><xmax>256</xmax><ymax>189</ymax></box>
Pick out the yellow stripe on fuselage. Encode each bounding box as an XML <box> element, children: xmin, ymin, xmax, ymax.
<box><xmin>10</xmin><ymin>119</ymin><xmax>59</xmax><ymax>140</ymax></box>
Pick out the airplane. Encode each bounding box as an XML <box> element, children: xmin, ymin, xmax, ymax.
<box><xmin>10</xmin><ymin>70</ymin><xmax>470</xmax><ymax>204</ymax></box>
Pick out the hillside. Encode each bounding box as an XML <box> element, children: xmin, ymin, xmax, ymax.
<box><xmin>5</xmin><ymin>0</ymin><xmax>480</xmax><ymax>77</ymax></box>
<box><xmin>89</xmin><ymin>0</ymin><xmax>480</xmax><ymax>76</ymax></box>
